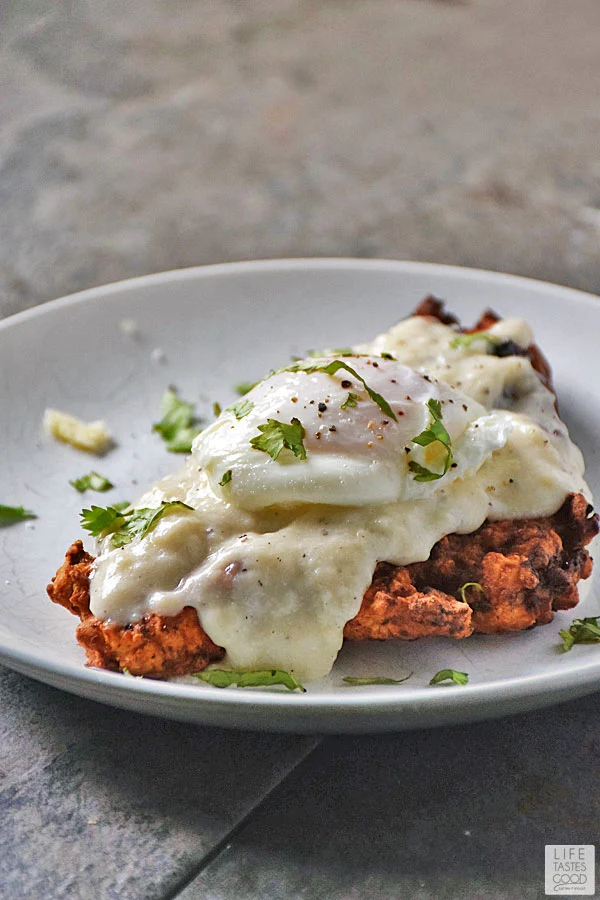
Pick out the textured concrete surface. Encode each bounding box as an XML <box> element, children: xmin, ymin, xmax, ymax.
<box><xmin>0</xmin><ymin>667</ymin><xmax>318</xmax><ymax>900</ymax></box>
<box><xmin>180</xmin><ymin>694</ymin><xmax>600</xmax><ymax>900</ymax></box>
<box><xmin>1</xmin><ymin>0</ymin><xmax>600</xmax><ymax>320</ymax></box>
<box><xmin>2</xmin><ymin>1</ymin><xmax>600</xmax><ymax>898</ymax></box>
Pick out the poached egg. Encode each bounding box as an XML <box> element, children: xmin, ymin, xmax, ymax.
<box><xmin>196</xmin><ymin>356</ymin><xmax>510</xmax><ymax>510</ymax></box>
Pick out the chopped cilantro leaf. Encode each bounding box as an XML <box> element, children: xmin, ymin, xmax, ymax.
<box><xmin>80</xmin><ymin>505</ymin><xmax>125</xmax><ymax>537</ymax></box>
<box><xmin>219</xmin><ymin>469</ymin><xmax>232</xmax><ymax>487</ymax></box>
<box><xmin>121</xmin><ymin>667</ymin><xmax>143</xmax><ymax>679</ymax></box>
<box><xmin>409</xmin><ymin>398</ymin><xmax>453</xmax><ymax>482</ymax></box>
<box><xmin>81</xmin><ymin>500</ymin><xmax>192</xmax><ymax>549</ymax></box>
<box><xmin>212</xmin><ymin>402</ymin><xmax>222</xmax><ymax>418</ymax></box>
<box><xmin>0</xmin><ymin>504</ymin><xmax>37</xmax><ymax>525</ymax></box>
<box><xmin>153</xmin><ymin>388</ymin><xmax>203</xmax><ymax>453</ymax></box>
<box><xmin>227</xmin><ymin>398</ymin><xmax>254</xmax><ymax>420</ymax></box>
<box><xmin>284</xmin><ymin>359</ymin><xmax>397</xmax><ymax>422</ymax></box>
<box><xmin>449</xmin><ymin>331</ymin><xmax>501</xmax><ymax>350</ymax></box>
<box><xmin>380</xmin><ymin>352</ymin><xmax>396</xmax><ymax>360</ymax></box>
<box><xmin>69</xmin><ymin>471</ymin><xmax>114</xmax><ymax>493</ymax></box>
<box><xmin>459</xmin><ymin>582</ymin><xmax>485</xmax><ymax>604</ymax></box>
<box><xmin>559</xmin><ymin>616</ymin><xmax>600</xmax><ymax>652</ymax></box>
<box><xmin>235</xmin><ymin>381</ymin><xmax>258</xmax><ymax>396</ymax></box>
<box><xmin>250</xmin><ymin>417</ymin><xmax>307</xmax><ymax>461</ymax></box>
<box><xmin>307</xmin><ymin>347</ymin><xmax>354</xmax><ymax>358</ymax></box>
<box><xmin>193</xmin><ymin>669</ymin><xmax>305</xmax><ymax>692</ymax></box>
<box><xmin>341</xmin><ymin>392</ymin><xmax>359</xmax><ymax>410</ymax></box>
<box><xmin>343</xmin><ymin>673</ymin><xmax>413</xmax><ymax>686</ymax></box>
<box><xmin>112</xmin><ymin>500</ymin><xmax>131</xmax><ymax>512</ymax></box>
<box><xmin>429</xmin><ymin>669</ymin><xmax>469</xmax><ymax>686</ymax></box>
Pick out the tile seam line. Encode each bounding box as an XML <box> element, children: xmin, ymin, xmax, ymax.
<box><xmin>160</xmin><ymin>735</ymin><xmax>324</xmax><ymax>900</ymax></box>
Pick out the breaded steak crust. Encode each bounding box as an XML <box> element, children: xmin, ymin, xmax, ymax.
<box><xmin>48</xmin><ymin>493</ymin><xmax>598</xmax><ymax>678</ymax></box>
<box><xmin>48</xmin><ymin>541</ymin><xmax>225</xmax><ymax>678</ymax></box>
<box><xmin>345</xmin><ymin>492</ymin><xmax>597</xmax><ymax>641</ymax></box>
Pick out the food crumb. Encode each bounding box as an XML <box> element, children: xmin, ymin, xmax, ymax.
<box><xmin>119</xmin><ymin>318</ymin><xmax>140</xmax><ymax>338</ymax></box>
<box><xmin>43</xmin><ymin>409</ymin><xmax>113</xmax><ymax>455</ymax></box>
<box><xmin>151</xmin><ymin>347</ymin><xmax>167</xmax><ymax>364</ymax></box>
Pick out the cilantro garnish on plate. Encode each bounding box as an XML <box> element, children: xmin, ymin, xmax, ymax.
<box><xmin>227</xmin><ymin>398</ymin><xmax>254</xmax><ymax>420</ymax></box>
<box><xmin>341</xmin><ymin>392</ymin><xmax>359</xmax><ymax>410</ymax></box>
<box><xmin>449</xmin><ymin>331</ymin><xmax>501</xmax><ymax>350</ymax></box>
<box><xmin>153</xmin><ymin>388</ymin><xmax>203</xmax><ymax>453</ymax></box>
<box><xmin>69</xmin><ymin>471</ymin><xmax>114</xmax><ymax>493</ymax></box>
<box><xmin>0</xmin><ymin>504</ymin><xmax>37</xmax><ymax>525</ymax></box>
<box><xmin>235</xmin><ymin>381</ymin><xmax>258</xmax><ymax>396</ymax></box>
<box><xmin>429</xmin><ymin>669</ymin><xmax>469</xmax><ymax>686</ymax></box>
<box><xmin>250</xmin><ymin>418</ymin><xmax>307</xmax><ymax>461</ymax></box>
<box><xmin>409</xmin><ymin>398</ymin><xmax>453</xmax><ymax>482</ymax></box>
<box><xmin>81</xmin><ymin>500</ymin><xmax>192</xmax><ymax>549</ymax></box>
<box><xmin>342</xmin><ymin>673</ymin><xmax>413</xmax><ymax>686</ymax></box>
<box><xmin>559</xmin><ymin>616</ymin><xmax>600</xmax><ymax>652</ymax></box>
<box><xmin>193</xmin><ymin>669</ymin><xmax>306</xmax><ymax>692</ymax></box>
<box><xmin>459</xmin><ymin>582</ymin><xmax>485</xmax><ymax>603</ymax></box>
<box><xmin>307</xmin><ymin>347</ymin><xmax>354</xmax><ymax>358</ymax></box>
<box><xmin>283</xmin><ymin>359</ymin><xmax>397</xmax><ymax>422</ymax></box>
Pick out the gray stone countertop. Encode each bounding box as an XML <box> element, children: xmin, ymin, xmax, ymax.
<box><xmin>2</xmin><ymin>1</ymin><xmax>600</xmax><ymax>898</ymax></box>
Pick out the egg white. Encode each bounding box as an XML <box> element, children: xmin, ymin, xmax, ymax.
<box><xmin>194</xmin><ymin>357</ymin><xmax>510</xmax><ymax>509</ymax></box>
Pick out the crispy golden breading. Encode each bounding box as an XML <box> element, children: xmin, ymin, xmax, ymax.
<box><xmin>345</xmin><ymin>493</ymin><xmax>597</xmax><ymax>643</ymax></box>
<box><xmin>343</xmin><ymin>567</ymin><xmax>473</xmax><ymax>641</ymax></box>
<box><xmin>48</xmin><ymin>542</ymin><xmax>224</xmax><ymax>678</ymax></box>
<box><xmin>48</xmin><ymin>495</ymin><xmax>597</xmax><ymax>676</ymax></box>
<box><xmin>76</xmin><ymin>607</ymin><xmax>225</xmax><ymax>678</ymax></box>
<box><xmin>47</xmin><ymin>301</ymin><xmax>598</xmax><ymax>677</ymax></box>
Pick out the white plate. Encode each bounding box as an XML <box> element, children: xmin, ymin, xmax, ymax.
<box><xmin>1</xmin><ymin>259</ymin><xmax>600</xmax><ymax>733</ymax></box>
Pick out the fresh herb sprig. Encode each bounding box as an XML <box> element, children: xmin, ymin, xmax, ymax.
<box><xmin>235</xmin><ymin>381</ymin><xmax>258</xmax><ymax>396</ymax></box>
<box><xmin>250</xmin><ymin>418</ymin><xmax>307</xmax><ymax>461</ymax></box>
<box><xmin>69</xmin><ymin>471</ymin><xmax>114</xmax><ymax>493</ymax></box>
<box><xmin>153</xmin><ymin>388</ymin><xmax>203</xmax><ymax>453</ymax></box>
<box><xmin>307</xmin><ymin>347</ymin><xmax>354</xmax><ymax>358</ymax></box>
<box><xmin>227</xmin><ymin>398</ymin><xmax>254</xmax><ymax>420</ymax></box>
<box><xmin>80</xmin><ymin>500</ymin><xmax>192</xmax><ymax>549</ymax></box>
<box><xmin>0</xmin><ymin>504</ymin><xmax>36</xmax><ymax>525</ymax></box>
<box><xmin>193</xmin><ymin>669</ymin><xmax>306</xmax><ymax>692</ymax></box>
<box><xmin>409</xmin><ymin>398</ymin><xmax>453</xmax><ymax>482</ymax></box>
<box><xmin>343</xmin><ymin>673</ymin><xmax>413</xmax><ymax>686</ymax></box>
<box><xmin>341</xmin><ymin>392</ymin><xmax>359</xmax><ymax>410</ymax></box>
<box><xmin>459</xmin><ymin>582</ymin><xmax>485</xmax><ymax>604</ymax></box>
<box><xmin>559</xmin><ymin>616</ymin><xmax>600</xmax><ymax>652</ymax></box>
<box><xmin>283</xmin><ymin>359</ymin><xmax>397</xmax><ymax>422</ymax></box>
<box><xmin>450</xmin><ymin>331</ymin><xmax>501</xmax><ymax>350</ymax></box>
<box><xmin>429</xmin><ymin>669</ymin><xmax>469</xmax><ymax>686</ymax></box>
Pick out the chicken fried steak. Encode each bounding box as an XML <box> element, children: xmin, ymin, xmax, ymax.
<box><xmin>47</xmin><ymin>300</ymin><xmax>598</xmax><ymax>679</ymax></box>
<box><xmin>48</xmin><ymin>493</ymin><xmax>597</xmax><ymax>677</ymax></box>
